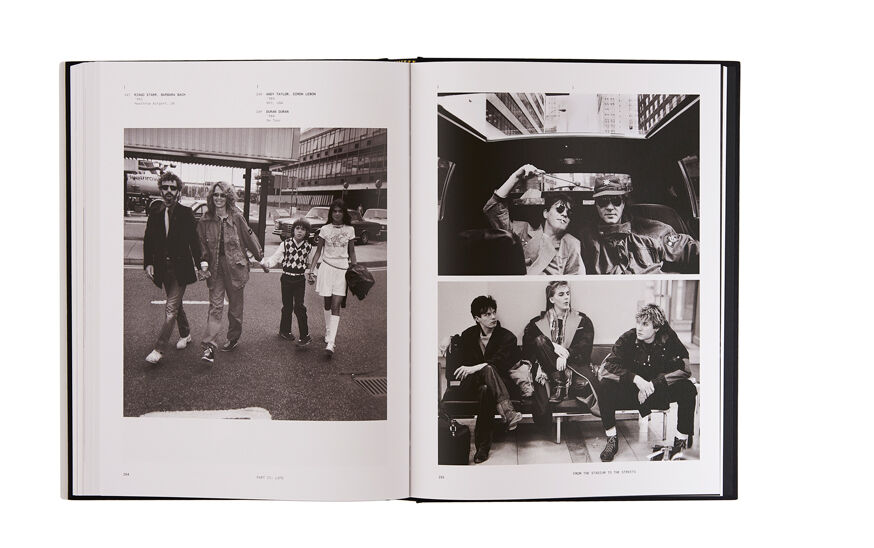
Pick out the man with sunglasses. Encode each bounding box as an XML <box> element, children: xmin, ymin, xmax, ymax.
<box><xmin>143</xmin><ymin>172</ymin><xmax>208</xmax><ymax>364</ymax></box>
<box><xmin>581</xmin><ymin>178</ymin><xmax>699</xmax><ymax>275</ymax></box>
<box><xmin>483</xmin><ymin>164</ymin><xmax>583</xmax><ymax>275</ymax></box>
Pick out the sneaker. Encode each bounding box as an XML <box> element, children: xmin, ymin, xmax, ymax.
<box><xmin>600</xmin><ymin>435</ymin><xmax>619</xmax><ymax>462</ymax></box>
<box><xmin>297</xmin><ymin>334</ymin><xmax>312</xmax><ymax>347</ymax></box>
<box><xmin>325</xmin><ymin>342</ymin><xmax>335</xmax><ymax>358</ymax></box>
<box><xmin>473</xmin><ymin>446</ymin><xmax>490</xmax><ymax>464</ymax></box>
<box><xmin>201</xmin><ymin>346</ymin><xmax>215</xmax><ymax>364</ymax></box>
<box><xmin>221</xmin><ymin>339</ymin><xmax>239</xmax><ymax>352</ymax></box>
<box><xmin>278</xmin><ymin>332</ymin><xmax>294</xmax><ymax>341</ymax></box>
<box><xmin>145</xmin><ymin>350</ymin><xmax>162</xmax><ymax>364</ymax></box>
<box><xmin>176</xmin><ymin>334</ymin><xmax>192</xmax><ymax>350</ymax></box>
<box><xmin>506</xmin><ymin>411</ymin><xmax>523</xmax><ymax>432</ymax></box>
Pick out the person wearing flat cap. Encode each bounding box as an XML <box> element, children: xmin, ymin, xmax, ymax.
<box><xmin>580</xmin><ymin>178</ymin><xmax>699</xmax><ymax>275</ymax></box>
<box><xmin>483</xmin><ymin>164</ymin><xmax>584</xmax><ymax>275</ymax></box>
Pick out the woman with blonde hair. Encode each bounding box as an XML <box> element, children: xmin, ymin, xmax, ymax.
<box><xmin>196</xmin><ymin>181</ymin><xmax>266</xmax><ymax>364</ymax></box>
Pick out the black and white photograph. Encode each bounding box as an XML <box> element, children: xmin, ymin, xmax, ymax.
<box><xmin>123</xmin><ymin>127</ymin><xmax>388</xmax><ymax>421</ymax></box>
<box><xmin>437</xmin><ymin>93</ymin><xmax>700</xmax><ymax>276</ymax></box>
<box><xmin>438</xmin><ymin>279</ymin><xmax>700</xmax><ymax>465</ymax></box>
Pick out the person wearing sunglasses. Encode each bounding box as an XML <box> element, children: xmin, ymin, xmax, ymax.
<box><xmin>483</xmin><ymin>164</ymin><xmax>584</xmax><ymax>275</ymax></box>
<box><xmin>581</xmin><ymin>178</ymin><xmax>699</xmax><ymax>275</ymax></box>
<box><xmin>143</xmin><ymin>172</ymin><xmax>209</xmax><ymax>364</ymax></box>
<box><xmin>196</xmin><ymin>180</ymin><xmax>267</xmax><ymax>364</ymax></box>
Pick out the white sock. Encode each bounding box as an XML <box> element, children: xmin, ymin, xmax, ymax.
<box><xmin>605</xmin><ymin>427</ymin><xmax>617</xmax><ymax>437</ymax></box>
<box><xmin>675</xmin><ymin>432</ymin><xmax>688</xmax><ymax>441</ymax></box>
<box><xmin>323</xmin><ymin>310</ymin><xmax>332</xmax><ymax>339</ymax></box>
<box><xmin>328</xmin><ymin>315</ymin><xmax>340</xmax><ymax>345</ymax></box>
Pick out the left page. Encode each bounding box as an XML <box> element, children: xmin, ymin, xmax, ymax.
<box><xmin>68</xmin><ymin>60</ymin><xmax>409</xmax><ymax>500</ymax></box>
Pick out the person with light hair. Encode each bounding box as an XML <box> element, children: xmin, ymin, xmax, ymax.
<box><xmin>522</xmin><ymin>281</ymin><xmax>594</xmax><ymax>429</ymax></box>
<box><xmin>196</xmin><ymin>181</ymin><xmax>266</xmax><ymax>364</ymax></box>
<box><xmin>597</xmin><ymin>303</ymin><xmax>697</xmax><ymax>461</ymax></box>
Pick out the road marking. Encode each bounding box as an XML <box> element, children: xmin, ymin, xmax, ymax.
<box><xmin>151</xmin><ymin>300</ymin><xmax>226</xmax><ymax>305</ymax></box>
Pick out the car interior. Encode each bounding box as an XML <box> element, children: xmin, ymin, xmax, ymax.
<box><xmin>437</xmin><ymin>100</ymin><xmax>700</xmax><ymax>275</ymax></box>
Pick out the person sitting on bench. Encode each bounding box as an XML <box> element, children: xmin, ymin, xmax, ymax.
<box><xmin>522</xmin><ymin>281</ymin><xmax>595</xmax><ymax>409</ymax></box>
<box><xmin>450</xmin><ymin>295</ymin><xmax>524</xmax><ymax>464</ymax></box>
<box><xmin>597</xmin><ymin>303</ymin><xmax>697</xmax><ymax>462</ymax></box>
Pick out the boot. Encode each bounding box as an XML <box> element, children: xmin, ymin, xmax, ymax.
<box><xmin>497</xmin><ymin>400</ymin><xmax>523</xmax><ymax>431</ymax></box>
<box><xmin>323</xmin><ymin>310</ymin><xmax>332</xmax><ymax>343</ymax></box>
<box><xmin>669</xmin><ymin>436</ymin><xmax>688</xmax><ymax>459</ymax></box>
<box><xmin>548</xmin><ymin>371</ymin><xmax>566</xmax><ymax>404</ymax></box>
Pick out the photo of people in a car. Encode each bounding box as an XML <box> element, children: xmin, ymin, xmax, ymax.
<box><xmin>437</xmin><ymin>93</ymin><xmax>701</xmax><ymax>276</ymax></box>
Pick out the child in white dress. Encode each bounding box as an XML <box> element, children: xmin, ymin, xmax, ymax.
<box><xmin>307</xmin><ymin>199</ymin><xmax>357</xmax><ymax>357</ymax></box>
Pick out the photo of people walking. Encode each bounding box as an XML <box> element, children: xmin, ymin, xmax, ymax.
<box><xmin>123</xmin><ymin>128</ymin><xmax>388</xmax><ymax>421</ymax></box>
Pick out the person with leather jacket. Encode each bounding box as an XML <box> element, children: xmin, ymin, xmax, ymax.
<box><xmin>596</xmin><ymin>304</ymin><xmax>697</xmax><ymax>462</ymax></box>
<box><xmin>448</xmin><ymin>296</ymin><xmax>523</xmax><ymax>464</ymax></box>
<box><xmin>522</xmin><ymin>281</ymin><xmax>594</xmax><ymax>422</ymax></box>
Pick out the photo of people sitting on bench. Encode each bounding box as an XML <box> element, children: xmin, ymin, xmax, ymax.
<box><xmin>438</xmin><ymin>280</ymin><xmax>700</xmax><ymax>465</ymax></box>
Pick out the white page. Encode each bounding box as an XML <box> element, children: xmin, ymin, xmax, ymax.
<box><xmin>70</xmin><ymin>60</ymin><xmax>409</xmax><ymax>500</ymax></box>
<box><xmin>411</xmin><ymin>61</ymin><xmax>726</xmax><ymax>500</ymax></box>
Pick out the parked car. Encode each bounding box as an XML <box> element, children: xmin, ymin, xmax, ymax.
<box><xmin>273</xmin><ymin>206</ymin><xmax>380</xmax><ymax>245</ymax></box>
<box><xmin>362</xmin><ymin>208</ymin><xmax>387</xmax><ymax>240</ymax></box>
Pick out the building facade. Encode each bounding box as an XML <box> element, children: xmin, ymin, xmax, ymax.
<box><xmin>597</xmin><ymin>94</ymin><xmax>639</xmax><ymax>135</ymax></box>
<box><xmin>273</xmin><ymin>127</ymin><xmax>387</xmax><ymax>208</ymax></box>
<box><xmin>438</xmin><ymin>93</ymin><xmax>546</xmax><ymax>138</ymax></box>
<box><xmin>638</xmin><ymin>94</ymin><xmax>689</xmax><ymax>135</ymax></box>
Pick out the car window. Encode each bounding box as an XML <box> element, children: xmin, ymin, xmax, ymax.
<box><xmin>305</xmin><ymin>208</ymin><xmax>328</xmax><ymax>220</ymax></box>
<box><xmin>363</xmin><ymin>209</ymin><xmax>387</xmax><ymax>220</ymax></box>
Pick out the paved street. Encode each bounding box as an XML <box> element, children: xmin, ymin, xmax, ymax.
<box><xmin>123</xmin><ymin>267</ymin><xmax>387</xmax><ymax>421</ymax></box>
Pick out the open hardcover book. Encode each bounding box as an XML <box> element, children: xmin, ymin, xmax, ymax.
<box><xmin>64</xmin><ymin>59</ymin><xmax>739</xmax><ymax>501</ymax></box>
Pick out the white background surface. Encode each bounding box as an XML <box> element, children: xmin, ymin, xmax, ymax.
<box><xmin>1</xmin><ymin>0</ymin><xmax>869</xmax><ymax>546</ymax></box>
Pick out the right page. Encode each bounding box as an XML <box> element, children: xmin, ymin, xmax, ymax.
<box><xmin>411</xmin><ymin>60</ymin><xmax>733</xmax><ymax>500</ymax></box>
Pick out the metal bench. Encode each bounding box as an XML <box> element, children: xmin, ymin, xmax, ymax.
<box><xmin>440</xmin><ymin>344</ymin><xmax>678</xmax><ymax>444</ymax></box>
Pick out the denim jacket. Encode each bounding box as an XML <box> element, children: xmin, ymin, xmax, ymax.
<box><xmin>197</xmin><ymin>209</ymin><xmax>263</xmax><ymax>290</ymax></box>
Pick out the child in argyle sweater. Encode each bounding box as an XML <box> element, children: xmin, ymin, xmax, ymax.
<box><xmin>261</xmin><ymin>218</ymin><xmax>314</xmax><ymax>346</ymax></box>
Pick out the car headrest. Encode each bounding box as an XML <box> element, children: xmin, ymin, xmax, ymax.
<box><xmin>628</xmin><ymin>203</ymin><xmax>689</xmax><ymax>236</ymax></box>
